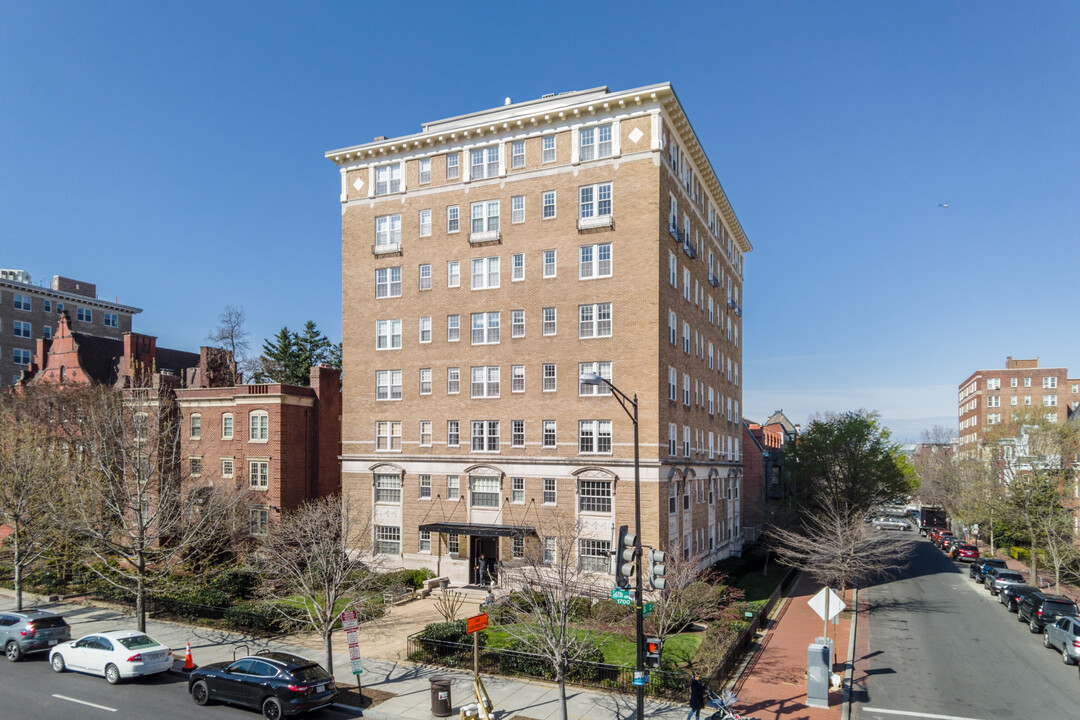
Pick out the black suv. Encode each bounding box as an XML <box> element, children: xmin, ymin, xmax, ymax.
<box><xmin>971</xmin><ymin>558</ymin><xmax>1008</xmax><ymax>583</ymax></box>
<box><xmin>1018</xmin><ymin>592</ymin><xmax>1080</xmax><ymax>633</ymax></box>
<box><xmin>188</xmin><ymin>650</ymin><xmax>337</xmax><ymax>719</ymax></box>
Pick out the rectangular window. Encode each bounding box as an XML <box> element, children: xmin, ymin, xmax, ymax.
<box><xmin>471</xmin><ymin>145</ymin><xmax>499</xmax><ymax>179</ymax></box>
<box><xmin>987</xmin><ymin>396</ymin><xmax>1000</xmax><ymax>408</ymax></box>
<box><xmin>511</xmin><ymin>140</ymin><xmax>525</xmax><ymax>168</ymax></box>
<box><xmin>376</xmin><ymin>319</ymin><xmax>402</xmax><ymax>350</ymax></box>
<box><xmin>470</xmin><ymin>366</ymin><xmax>500</xmax><ymax>398</ymax></box>
<box><xmin>447</xmin><ymin>367</ymin><xmax>460</xmax><ymax>394</ymax></box>
<box><xmin>511</xmin><ymin>252</ymin><xmax>524</xmax><ymax>281</ymax></box>
<box><xmin>512</xmin><ymin>420</ymin><xmax>525</xmax><ymax>447</ymax></box>
<box><xmin>579</xmin><ymin>243</ymin><xmax>612</xmax><ymax>279</ymax></box>
<box><xmin>13</xmin><ymin>321</ymin><xmax>31</xmax><ymax>338</ymax></box>
<box><xmin>446</xmin><ymin>152</ymin><xmax>459</xmax><ymax>179</ymax></box>
<box><xmin>471</xmin><ymin>257</ymin><xmax>500</xmax><ymax>289</ymax></box>
<box><xmin>1045</xmin><ymin>395</ymin><xmax>1058</xmax><ymax>406</ymax></box>
<box><xmin>578</xmin><ymin>480</ymin><xmax>612</xmax><ymax>513</ymax></box>
<box><xmin>13</xmin><ymin>294</ymin><xmax>30</xmax><ymax>311</ymax></box>
<box><xmin>375</xmin><ymin>267</ymin><xmax>402</xmax><ymax>298</ymax></box>
<box><xmin>222</xmin><ymin>414</ymin><xmax>234</xmax><ymax>439</ymax></box>
<box><xmin>542</xmin><ymin>307</ymin><xmax>557</xmax><ymax>335</ymax></box>
<box><xmin>447</xmin><ymin>314</ymin><xmax>460</xmax><ymax>342</ymax></box>
<box><xmin>578</xmin><ymin>182</ymin><xmax>612</xmax><ymax>219</ymax></box>
<box><xmin>511</xmin><ymin>477</ymin><xmax>525</xmax><ymax>504</ymax></box>
<box><xmin>419</xmin><ymin>316</ymin><xmax>431</xmax><ymax>343</ymax></box>
<box><xmin>447</xmin><ymin>420</ymin><xmax>460</xmax><ymax>447</ymax></box>
<box><xmin>683</xmin><ymin>322</ymin><xmax>690</xmax><ymax>353</ymax></box>
<box><xmin>190</xmin><ymin>457</ymin><xmax>202</xmax><ymax>476</ymax></box>
<box><xmin>447</xmin><ymin>531</ymin><xmax>459</xmax><ymax>552</ymax></box>
<box><xmin>471</xmin><ymin>420</ymin><xmax>500</xmax><ymax>452</ymax></box>
<box><xmin>470</xmin><ymin>312</ymin><xmax>500</xmax><ymax>344</ymax></box>
<box><xmin>447</xmin><ymin>261</ymin><xmax>460</xmax><ymax>288</ymax></box>
<box><xmin>77</xmin><ymin>307</ymin><xmax>92</xmax><ymax>323</ymax></box>
<box><xmin>418</xmin><ymin>158</ymin><xmax>431</xmax><ymax>184</ymax></box>
<box><xmin>221</xmin><ymin>457</ymin><xmax>234</xmax><ymax>478</ymax></box>
<box><xmin>669</xmin><ymin>311</ymin><xmax>677</xmax><ymax>345</ymax></box>
<box><xmin>668</xmin><ymin>366</ymin><xmax>677</xmax><ymax>401</ymax></box>
<box><xmin>1025</xmin><ymin>377</ymin><xmax>1032</xmax><ymax>387</ymax></box>
<box><xmin>579</xmin><ymin>123</ymin><xmax>613</xmax><ymax>161</ymax></box>
<box><xmin>543</xmin><ymin>420</ymin><xmax>557</xmax><ymax>448</ymax></box>
<box><xmin>104</xmin><ymin>313</ymin><xmax>119</xmax><ymax>328</ymax></box>
<box><xmin>419</xmin><ymin>209</ymin><xmax>432</xmax><ymax>237</ymax></box>
<box><xmin>986</xmin><ymin>378</ymin><xmax>1001</xmax><ymax>390</ymax></box>
<box><xmin>470</xmin><ymin>200</ymin><xmax>500</xmax><ymax>235</ymax></box>
<box><xmin>419</xmin><ymin>368</ymin><xmax>432</xmax><ymax>395</ymax></box>
<box><xmin>471</xmin><ymin>476</ymin><xmax>500</xmax><ymax>507</ymax></box>
<box><xmin>249</xmin><ymin>460</ymin><xmax>269</xmax><ymax>489</ymax></box>
<box><xmin>375</xmin><ymin>421</ymin><xmax>402</xmax><ymax>451</ymax></box>
<box><xmin>419</xmin><ymin>474</ymin><xmax>432</xmax><ymax>499</ymax></box>
<box><xmin>578</xmin><ymin>303</ymin><xmax>612</xmax><ymax>338</ymax></box>
<box><xmin>543</xmin><ymin>478</ymin><xmax>556</xmax><ymax>505</ymax></box>
<box><xmin>419</xmin><ymin>529</ymin><xmax>431</xmax><ymax>552</ymax></box>
<box><xmin>579</xmin><ymin>539</ymin><xmax>611</xmax><ymax>573</ymax></box>
<box><xmin>511</xmin><ymin>365</ymin><xmax>525</xmax><ymax>393</ymax></box>
<box><xmin>419</xmin><ymin>264</ymin><xmax>431</xmax><ymax>290</ymax></box>
<box><xmin>578</xmin><ymin>420</ymin><xmax>612</xmax><ymax>454</ymax></box>
<box><xmin>511</xmin><ymin>309</ymin><xmax>525</xmax><ymax>338</ymax></box>
<box><xmin>189</xmin><ymin>414</ymin><xmax>202</xmax><ymax>439</ymax></box>
<box><xmin>541</xmin><ymin>190</ymin><xmax>556</xmax><ymax>219</ymax></box>
<box><xmin>543</xmin><ymin>536</ymin><xmax>556</xmax><ymax>564</ymax></box>
<box><xmin>43</xmin><ymin>300</ymin><xmax>51</xmax><ymax>313</ymax></box>
<box><xmin>419</xmin><ymin>421</ymin><xmax>432</xmax><ymax>446</ymax></box>
<box><xmin>375</xmin><ymin>214</ymin><xmax>402</xmax><ymax>249</ymax></box>
<box><xmin>374</xmin><ymin>163</ymin><xmax>402</xmax><ymax>195</ymax></box>
<box><xmin>1011</xmin><ymin>378</ymin><xmax>1018</xmax><ymax>388</ymax></box>
<box><xmin>249</xmin><ymin>412</ymin><xmax>269</xmax><ymax>441</ymax></box>
<box><xmin>250</xmin><ymin>507</ymin><xmax>269</xmax><ymax>536</ymax></box>
<box><xmin>543</xmin><ymin>363</ymin><xmax>556</xmax><ymax>392</ymax></box>
<box><xmin>542</xmin><ymin>135</ymin><xmax>556</xmax><ymax>163</ymax></box>
<box><xmin>511</xmin><ymin>195</ymin><xmax>525</xmax><ymax>223</ymax></box>
<box><xmin>543</xmin><ymin>249</ymin><xmax>556</xmax><ymax>277</ymax></box>
<box><xmin>683</xmin><ymin>426</ymin><xmax>690</xmax><ymax>457</ymax></box>
<box><xmin>447</xmin><ymin>205</ymin><xmax>460</xmax><ymax>233</ymax></box>
<box><xmin>1044</xmin><ymin>377</ymin><xmax>1059</xmax><ymax>388</ymax></box>
<box><xmin>669</xmin><ymin>423</ymin><xmax>677</xmax><ymax>456</ymax></box>
<box><xmin>375</xmin><ymin>526</ymin><xmax>401</xmax><ymax>554</ymax></box>
<box><xmin>579</xmin><ymin>361</ymin><xmax>612</xmax><ymax>395</ymax></box>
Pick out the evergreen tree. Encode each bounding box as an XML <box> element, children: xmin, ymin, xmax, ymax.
<box><xmin>257</xmin><ymin>327</ymin><xmax>305</xmax><ymax>385</ymax></box>
<box><xmin>295</xmin><ymin>321</ymin><xmax>333</xmax><ymax>377</ymax></box>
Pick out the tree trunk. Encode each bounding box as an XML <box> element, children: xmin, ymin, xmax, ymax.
<box><xmin>557</xmin><ymin>666</ymin><xmax>568</xmax><ymax>720</ymax></box>
<box><xmin>323</xmin><ymin>626</ymin><xmax>334</xmax><ymax>676</ymax></box>
<box><xmin>136</xmin><ymin>570</ymin><xmax>146</xmax><ymax>633</ymax></box>
<box><xmin>12</xmin><ymin>530</ymin><xmax>22</xmax><ymax>612</ymax></box>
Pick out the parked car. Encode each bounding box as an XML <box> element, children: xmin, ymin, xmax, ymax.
<box><xmin>0</xmin><ymin>609</ymin><xmax>71</xmax><ymax>662</ymax></box>
<box><xmin>1018</xmin><ymin>593</ymin><xmax>1080</xmax><ymax>633</ymax></box>
<box><xmin>1044</xmin><ymin>615</ymin><xmax>1080</xmax><ymax>665</ymax></box>
<box><xmin>933</xmin><ymin>531</ymin><xmax>955</xmax><ymax>549</ymax></box>
<box><xmin>940</xmin><ymin>536</ymin><xmax>961</xmax><ymax>553</ymax></box>
<box><xmin>49</xmin><ymin>630</ymin><xmax>172</xmax><ymax>684</ymax></box>
<box><xmin>986</xmin><ymin>569</ymin><xmax>1026</xmax><ymax>596</ymax></box>
<box><xmin>872</xmin><ymin>517</ymin><xmax>910</xmax><ymax>531</ymax></box>
<box><xmin>999</xmin><ymin>583</ymin><xmax>1040</xmax><ymax>612</ymax></box>
<box><xmin>950</xmin><ymin>543</ymin><xmax>980</xmax><ymax>562</ymax></box>
<box><xmin>971</xmin><ymin>558</ymin><xmax>1008</xmax><ymax>583</ymax></box>
<box><xmin>188</xmin><ymin>650</ymin><xmax>338</xmax><ymax>719</ymax></box>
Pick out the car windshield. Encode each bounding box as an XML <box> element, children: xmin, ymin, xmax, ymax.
<box><xmin>292</xmin><ymin>665</ymin><xmax>332</xmax><ymax>682</ymax></box>
<box><xmin>31</xmin><ymin>617</ymin><xmax>67</xmax><ymax>629</ymax></box>
<box><xmin>117</xmin><ymin>634</ymin><xmax>159</xmax><ymax>650</ymax></box>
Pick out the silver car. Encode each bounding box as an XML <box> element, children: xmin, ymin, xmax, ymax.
<box><xmin>986</xmin><ymin>569</ymin><xmax>1025</xmax><ymax>596</ymax></box>
<box><xmin>872</xmin><ymin>517</ymin><xmax>910</xmax><ymax>531</ymax></box>
<box><xmin>0</xmin><ymin>610</ymin><xmax>72</xmax><ymax>661</ymax></box>
<box><xmin>1044</xmin><ymin>615</ymin><xmax>1080</xmax><ymax>665</ymax></box>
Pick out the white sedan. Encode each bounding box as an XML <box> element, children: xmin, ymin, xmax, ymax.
<box><xmin>49</xmin><ymin>630</ymin><xmax>172</xmax><ymax>684</ymax></box>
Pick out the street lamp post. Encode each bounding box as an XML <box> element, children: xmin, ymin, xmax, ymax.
<box><xmin>580</xmin><ymin>372</ymin><xmax>644</xmax><ymax>720</ymax></box>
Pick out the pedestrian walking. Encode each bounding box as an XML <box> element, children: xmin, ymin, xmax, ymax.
<box><xmin>685</xmin><ymin>672</ymin><xmax>706</xmax><ymax>720</ymax></box>
<box><xmin>476</xmin><ymin>553</ymin><xmax>489</xmax><ymax>586</ymax></box>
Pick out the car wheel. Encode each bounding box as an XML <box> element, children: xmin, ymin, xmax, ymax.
<box><xmin>1031</xmin><ymin>618</ymin><xmax>1041</xmax><ymax>633</ymax></box>
<box><xmin>5</xmin><ymin>641</ymin><xmax>23</xmax><ymax>662</ymax></box>
<box><xmin>1044</xmin><ymin>631</ymin><xmax>1052</xmax><ymax>648</ymax></box>
<box><xmin>191</xmin><ymin>680</ymin><xmax>211</xmax><ymax>706</ymax></box>
<box><xmin>51</xmin><ymin>654</ymin><xmax>66</xmax><ymax>673</ymax></box>
<box><xmin>262</xmin><ymin>696</ymin><xmax>284</xmax><ymax>720</ymax></box>
<box><xmin>1064</xmin><ymin>646</ymin><xmax>1075</xmax><ymax>665</ymax></box>
<box><xmin>105</xmin><ymin>664</ymin><xmax>121</xmax><ymax>685</ymax></box>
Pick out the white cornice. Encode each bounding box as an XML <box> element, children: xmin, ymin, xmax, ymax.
<box><xmin>0</xmin><ymin>279</ymin><xmax>142</xmax><ymax>314</ymax></box>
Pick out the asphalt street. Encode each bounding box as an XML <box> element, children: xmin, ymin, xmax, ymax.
<box><xmin>855</xmin><ymin>536</ymin><xmax>1076</xmax><ymax>720</ymax></box>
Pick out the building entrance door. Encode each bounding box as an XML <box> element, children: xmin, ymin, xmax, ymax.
<box><xmin>471</xmin><ymin>536</ymin><xmax>499</xmax><ymax>586</ymax></box>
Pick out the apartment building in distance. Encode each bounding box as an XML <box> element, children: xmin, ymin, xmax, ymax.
<box><xmin>327</xmin><ymin>83</ymin><xmax>752</xmax><ymax>586</ymax></box>
<box><xmin>958</xmin><ymin>357</ymin><xmax>1080</xmax><ymax>455</ymax></box>
<box><xmin>0</xmin><ymin>268</ymin><xmax>140</xmax><ymax>387</ymax></box>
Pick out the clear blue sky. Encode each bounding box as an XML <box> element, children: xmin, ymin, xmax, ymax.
<box><xmin>2</xmin><ymin>2</ymin><xmax>1077</xmax><ymax>441</ymax></box>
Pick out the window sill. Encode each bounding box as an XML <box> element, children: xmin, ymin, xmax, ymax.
<box><xmin>373</xmin><ymin>243</ymin><xmax>403</xmax><ymax>256</ymax></box>
<box><xmin>577</xmin><ymin>215</ymin><xmax>613</xmax><ymax>231</ymax></box>
<box><xmin>469</xmin><ymin>230</ymin><xmax>501</xmax><ymax>244</ymax></box>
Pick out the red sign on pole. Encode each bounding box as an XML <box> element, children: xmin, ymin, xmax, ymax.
<box><xmin>466</xmin><ymin>613</ymin><xmax>489</xmax><ymax>634</ymax></box>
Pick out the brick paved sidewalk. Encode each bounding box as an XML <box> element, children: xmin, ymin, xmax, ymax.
<box><xmin>730</xmin><ymin>573</ymin><xmax>851</xmax><ymax>720</ymax></box>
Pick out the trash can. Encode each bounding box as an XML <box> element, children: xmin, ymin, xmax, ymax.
<box><xmin>430</xmin><ymin>676</ymin><xmax>452</xmax><ymax>717</ymax></box>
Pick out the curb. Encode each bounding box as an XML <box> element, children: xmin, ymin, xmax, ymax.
<box><xmin>840</xmin><ymin>586</ymin><xmax>858</xmax><ymax>720</ymax></box>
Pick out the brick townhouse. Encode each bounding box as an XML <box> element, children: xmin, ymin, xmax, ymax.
<box><xmin>742</xmin><ymin>410</ymin><xmax>799</xmax><ymax>539</ymax></box>
<box><xmin>327</xmin><ymin>83</ymin><xmax>752</xmax><ymax>586</ymax></box>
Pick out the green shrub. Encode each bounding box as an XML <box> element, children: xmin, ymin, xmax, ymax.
<box><xmin>210</xmin><ymin>566</ymin><xmax>260</xmax><ymax>600</ymax></box>
<box><xmin>418</xmin><ymin>620</ymin><xmax>481</xmax><ymax>646</ymax></box>
<box><xmin>224</xmin><ymin>603</ymin><xmax>294</xmax><ymax>634</ymax></box>
<box><xmin>1009</xmin><ymin>547</ymin><xmax>1031</xmax><ymax>564</ymax></box>
<box><xmin>498</xmin><ymin>638</ymin><xmax>555</xmax><ymax>678</ymax></box>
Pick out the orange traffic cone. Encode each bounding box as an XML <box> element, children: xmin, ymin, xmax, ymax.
<box><xmin>183</xmin><ymin>642</ymin><xmax>196</xmax><ymax>671</ymax></box>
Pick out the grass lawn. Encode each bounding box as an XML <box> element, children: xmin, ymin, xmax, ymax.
<box><xmin>484</xmin><ymin>625</ymin><xmax>702</xmax><ymax>667</ymax></box>
<box><xmin>735</xmin><ymin>564</ymin><xmax>789</xmax><ymax>603</ymax></box>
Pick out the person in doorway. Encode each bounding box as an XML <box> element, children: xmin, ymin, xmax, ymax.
<box><xmin>685</xmin><ymin>672</ymin><xmax>706</xmax><ymax>720</ymax></box>
<box><xmin>476</xmin><ymin>553</ymin><xmax>489</xmax><ymax>586</ymax></box>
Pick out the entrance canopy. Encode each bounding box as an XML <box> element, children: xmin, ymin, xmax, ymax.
<box><xmin>418</xmin><ymin>522</ymin><xmax>535</xmax><ymax>538</ymax></box>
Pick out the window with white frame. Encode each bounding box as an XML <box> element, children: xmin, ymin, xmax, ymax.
<box><xmin>249</xmin><ymin>460</ymin><xmax>269</xmax><ymax>490</ymax></box>
<box><xmin>447</xmin><ymin>205</ymin><xmax>460</xmax><ymax>233</ymax></box>
<box><xmin>43</xmin><ymin>326</ymin><xmax>52</xmax><ymax>340</ymax></box>
<box><xmin>471</xmin><ymin>257</ymin><xmax>500</xmax><ymax>289</ymax></box>
<box><xmin>543</xmin><ymin>420</ymin><xmax>557</xmax><ymax>448</ymax></box>
<box><xmin>447</xmin><ymin>261</ymin><xmax>460</xmax><ymax>288</ymax></box>
<box><xmin>683</xmin><ymin>426</ymin><xmax>690</xmax><ymax>457</ymax></box>
<box><xmin>376</xmin><ymin>370</ymin><xmax>402</xmax><ymax>400</ymax></box>
<box><xmin>250</xmin><ymin>506</ymin><xmax>269</xmax><ymax>536</ymax></box>
<box><xmin>419</xmin><ymin>529</ymin><xmax>431</xmax><ymax>552</ymax></box>
<box><xmin>471</xmin><ymin>421</ymin><xmax>500</xmax><ymax>452</ymax></box>
<box><xmin>190</xmin><ymin>457</ymin><xmax>202</xmax><ymax>476</ymax></box>
<box><xmin>986</xmin><ymin>377</ymin><xmax>1000</xmax><ymax>390</ymax></box>
<box><xmin>511</xmin><ymin>420</ymin><xmax>525</xmax><ymax>447</ymax></box>
<box><xmin>512</xmin><ymin>477</ymin><xmax>525</xmax><ymax>503</ymax></box>
<box><xmin>578</xmin><ymin>303</ymin><xmax>612</xmax><ymax>338</ymax></box>
<box><xmin>470</xmin><ymin>145</ymin><xmax>499</xmax><ymax>179</ymax></box>
<box><xmin>419</xmin><ymin>209</ymin><xmax>432</xmax><ymax>237</ymax></box>
<box><xmin>511</xmin><ymin>195</ymin><xmax>525</xmax><ymax>223</ymax></box>
<box><xmin>511</xmin><ymin>365</ymin><xmax>525</xmax><ymax>393</ymax></box>
<box><xmin>1044</xmin><ymin>395</ymin><xmax>1058</xmax><ymax>406</ymax></box>
<box><xmin>1011</xmin><ymin>378</ymin><xmax>1018</xmax><ymax>388</ymax></box>
<box><xmin>683</xmin><ymin>322</ymin><xmax>690</xmax><ymax>353</ymax></box>
<box><xmin>221</xmin><ymin>457</ymin><xmax>234</xmax><ymax>478</ymax></box>
<box><xmin>12</xmin><ymin>320</ymin><xmax>30</xmax><ymax>339</ymax></box>
<box><xmin>77</xmin><ymin>307</ymin><xmax>92</xmax><ymax>323</ymax></box>
<box><xmin>540</xmin><ymin>135</ymin><xmax>557</xmax><ymax>163</ymax></box>
<box><xmin>375</xmin><ymin>214</ymin><xmax>402</xmax><ymax>249</ymax></box>
<box><xmin>542</xmin><ymin>190</ymin><xmax>556</xmax><ymax>219</ymax></box>
<box><xmin>511</xmin><ymin>309</ymin><xmax>525</xmax><ymax>338</ymax></box>
<box><xmin>470</xmin><ymin>200</ymin><xmax>500</xmax><ymax>236</ymax></box>
<box><xmin>542</xmin><ymin>307</ymin><xmax>557</xmax><ymax>335</ymax></box>
<box><xmin>419</xmin><ymin>368</ymin><xmax>432</xmax><ymax>395</ymax></box>
<box><xmin>579</xmin><ymin>243</ymin><xmax>612</xmax><ymax>279</ymax></box>
<box><xmin>376</xmin><ymin>319</ymin><xmax>402</xmax><ymax>350</ymax></box>
<box><xmin>471</xmin><ymin>476</ymin><xmax>500</xmax><ymax>507</ymax></box>
<box><xmin>375</xmin><ymin>267</ymin><xmax>401</xmax><ymax>298</ymax></box>
<box><xmin>543</xmin><ymin>363</ymin><xmax>556</xmax><ymax>392</ymax></box>
<box><xmin>543</xmin><ymin>478</ymin><xmax>556</xmax><ymax>505</ymax></box>
<box><xmin>470</xmin><ymin>312</ymin><xmax>500</xmax><ymax>344</ymax></box>
<box><xmin>511</xmin><ymin>140</ymin><xmax>525</xmax><ymax>168</ymax></box>
<box><xmin>511</xmin><ymin>253</ymin><xmax>524</xmax><ymax>281</ymax></box>
<box><xmin>374</xmin><ymin>473</ymin><xmax>402</xmax><ymax>503</ymax></box>
<box><xmin>1044</xmin><ymin>377</ymin><xmax>1058</xmax><ymax>388</ymax></box>
<box><xmin>579</xmin><ymin>123</ymin><xmax>612</xmax><ymax>161</ymax></box>
<box><xmin>446</xmin><ymin>152</ymin><xmax>459</xmax><ymax>179</ymax></box>
<box><xmin>447</xmin><ymin>421</ymin><xmax>460</xmax><ymax>447</ymax></box>
<box><xmin>578</xmin><ymin>480</ymin><xmax>612</xmax><ymax>513</ymax></box>
<box><xmin>447</xmin><ymin>314</ymin><xmax>460</xmax><ymax>342</ymax></box>
<box><xmin>13</xmin><ymin>294</ymin><xmax>30</xmax><ymax>311</ymax></box>
<box><xmin>419</xmin><ymin>316</ymin><xmax>431</xmax><ymax>343</ymax></box>
<box><xmin>376</xmin><ymin>421</ymin><xmax>402</xmax><ymax>451</ymax></box>
<box><xmin>578</xmin><ymin>182</ymin><xmax>612</xmax><ymax>220</ymax></box>
<box><xmin>683</xmin><ymin>267</ymin><xmax>690</xmax><ymax>301</ymax></box>
<box><xmin>375</xmin><ymin>525</ymin><xmax>401</xmax><ymax>554</ymax></box>
<box><xmin>104</xmin><ymin>312</ymin><xmax>119</xmax><ymax>328</ymax></box>
<box><xmin>189</xmin><ymin>414</ymin><xmax>202</xmax><ymax>440</ymax></box>
<box><xmin>419</xmin><ymin>264</ymin><xmax>431</xmax><ymax>290</ymax></box>
<box><xmin>683</xmin><ymin>374</ymin><xmax>690</xmax><ymax>406</ymax></box>
<box><xmin>447</xmin><ymin>531</ymin><xmax>460</xmax><ymax>552</ymax></box>
<box><xmin>418</xmin><ymin>158</ymin><xmax>431</xmax><ymax>184</ymax></box>
<box><xmin>668</xmin><ymin>367</ymin><xmax>677</xmax><ymax>401</ymax></box>
<box><xmin>470</xmin><ymin>366</ymin><xmax>500</xmax><ymax>398</ymax></box>
<box><xmin>578</xmin><ymin>420</ymin><xmax>612</xmax><ymax>454</ymax></box>
<box><xmin>249</xmin><ymin>411</ymin><xmax>268</xmax><ymax>441</ymax></box>
<box><xmin>543</xmin><ymin>536</ymin><xmax>556</xmax><ymax>564</ymax></box>
<box><xmin>1024</xmin><ymin>377</ymin><xmax>1032</xmax><ymax>387</ymax></box>
<box><xmin>222</xmin><ymin>413</ymin><xmax>234</xmax><ymax>440</ymax></box>
<box><xmin>374</xmin><ymin>163</ymin><xmax>402</xmax><ymax>195</ymax></box>
<box><xmin>447</xmin><ymin>367</ymin><xmax>460</xmax><ymax>394</ymax></box>
<box><xmin>419</xmin><ymin>474</ymin><xmax>432</xmax><ymax>499</ymax></box>
<box><xmin>579</xmin><ymin>361</ymin><xmax>612</xmax><ymax>395</ymax></box>
<box><xmin>987</xmin><ymin>396</ymin><xmax>1000</xmax><ymax>408</ymax></box>
<box><xmin>543</xmin><ymin>249</ymin><xmax>557</xmax><ymax>277</ymax></box>
<box><xmin>579</xmin><ymin>539</ymin><xmax>611</xmax><ymax>573</ymax></box>
<box><xmin>669</xmin><ymin>424</ymin><xmax>677</xmax><ymax>456</ymax></box>
<box><xmin>669</xmin><ymin>311</ymin><xmax>677</xmax><ymax>345</ymax></box>
<box><xmin>419</xmin><ymin>421</ymin><xmax>432</xmax><ymax>446</ymax></box>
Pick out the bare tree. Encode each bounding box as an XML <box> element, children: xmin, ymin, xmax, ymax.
<box><xmin>207</xmin><ymin>305</ymin><xmax>249</xmax><ymax>374</ymax></box>
<box><xmin>433</xmin><ymin>588</ymin><xmax>466</xmax><ymax>622</ymax></box>
<box><xmin>65</xmin><ymin>380</ymin><xmax>241</xmax><ymax>631</ymax></box>
<box><xmin>499</xmin><ymin>518</ymin><xmax>617</xmax><ymax>720</ymax></box>
<box><xmin>912</xmin><ymin>426</ymin><xmax>962</xmax><ymax>515</ymax></box>
<box><xmin>767</xmin><ymin>495</ymin><xmax>915</xmax><ymax>594</ymax></box>
<box><xmin>255</xmin><ymin>495</ymin><xmax>380</xmax><ymax>675</ymax></box>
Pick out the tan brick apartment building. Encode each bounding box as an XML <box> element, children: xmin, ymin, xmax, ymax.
<box><xmin>1</xmin><ymin>268</ymin><xmax>139</xmax><ymax>387</ymax></box>
<box><xmin>327</xmin><ymin>83</ymin><xmax>751</xmax><ymax>586</ymax></box>
<box><xmin>958</xmin><ymin>357</ymin><xmax>1080</xmax><ymax>455</ymax></box>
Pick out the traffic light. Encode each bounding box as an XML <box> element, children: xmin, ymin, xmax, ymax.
<box><xmin>615</xmin><ymin>525</ymin><xmax>637</xmax><ymax>589</ymax></box>
<box><xmin>647</xmin><ymin>548</ymin><xmax>666</xmax><ymax>591</ymax></box>
<box><xmin>644</xmin><ymin>637</ymin><xmax>661</xmax><ymax>668</ymax></box>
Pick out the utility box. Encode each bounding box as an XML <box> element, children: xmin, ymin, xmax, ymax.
<box><xmin>806</xmin><ymin>636</ymin><xmax>833</xmax><ymax>708</ymax></box>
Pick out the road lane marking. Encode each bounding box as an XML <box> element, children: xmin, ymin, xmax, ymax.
<box><xmin>863</xmin><ymin>708</ymin><xmax>988</xmax><ymax>720</ymax></box>
<box><xmin>51</xmin><ymin>695</ymin><xmax>117</xmax><ymax>712</ymax></box>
